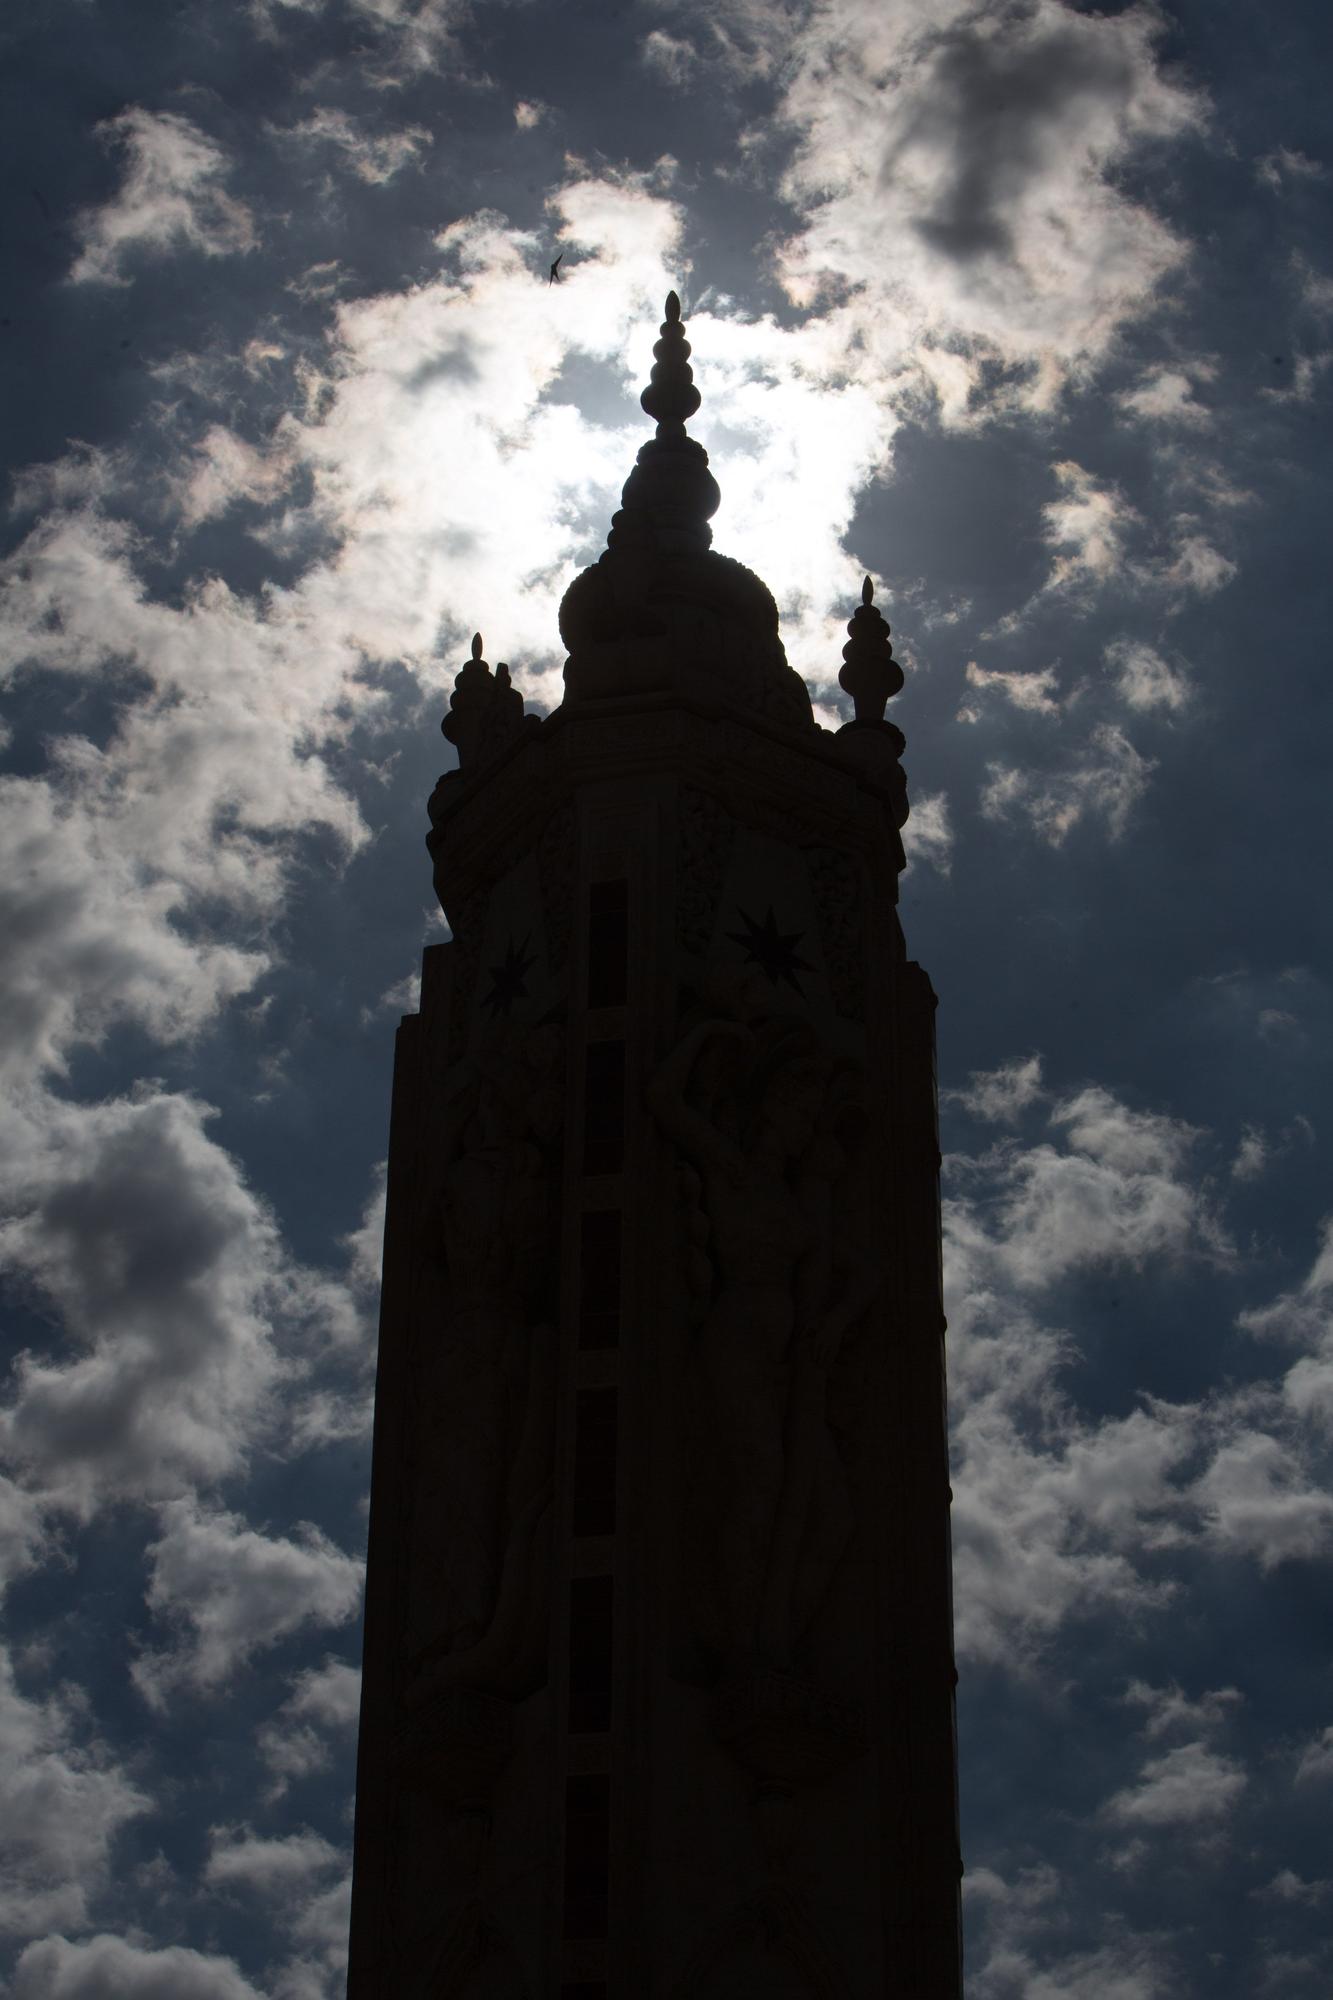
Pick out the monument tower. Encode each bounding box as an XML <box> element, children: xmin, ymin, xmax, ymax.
<box><xmin>347</xmin><ymin>295</ymin><xmax>962</xmax><ymax>1997</ymax></box>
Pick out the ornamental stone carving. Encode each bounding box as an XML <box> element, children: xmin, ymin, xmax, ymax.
<box><xmin>805</xmin><ymin>847</ymin><xmax>865</xmax><ymax>1020</ymax></box>
<box><xmin>677</xmin><ymin>786</ymin><xmax>736</xmax><ymax>960</ymax></box>
<box><xmin>648</xmin><ymin>994</ymin><xmax>880</xmax><ymax>1678</ymax></box>
<box><xmin>407</xmin><ymin>1021</ymin><xmax>564</xmax><ymax>1705</ymax></box>
<box><xmin>536</xmin><ymin>803</ymin><xmax>575</xmax><ymax>973</ymax></box>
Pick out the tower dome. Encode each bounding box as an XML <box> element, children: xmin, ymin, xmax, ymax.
<box><xmin>559</xmin><ymin>292</ymin><xmax>815</xmax><ymax>732</ymax></box>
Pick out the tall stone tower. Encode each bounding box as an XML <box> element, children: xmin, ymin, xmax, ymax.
<box><xmin>347</xmin><ymin>295</ymin><xmax>961</xmax><ymax>1998</ymax></box>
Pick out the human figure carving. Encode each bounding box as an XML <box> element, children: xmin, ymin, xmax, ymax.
<box><xmin>411</xmin><ymin>1022</ymin><xmax>563</xmax><ymax>1694</ymax></box>
<box><xmin>648</xmin><ymin>1012</ymin><xmax>877</xmax><ymax>1672</ymax></box>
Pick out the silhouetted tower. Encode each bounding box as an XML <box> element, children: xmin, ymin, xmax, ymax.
<box><xmin>347</xmin><ymin>295</ymin><xmax>961</xmax><ymax>1998</ymax></box>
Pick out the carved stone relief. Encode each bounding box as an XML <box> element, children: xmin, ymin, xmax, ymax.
<box><xmin>406</xmin><ymin>1807</ymin><xmax>532</xmax><ymax>1999</ymax></box>
<box><xmin>742</xmin><ymin>648</ymin><xmax>821</xmax><ymax>735</ymax></box>
<box><xmin>537</xmin><ymin>804</ymin><xmax>575</xmax><ymax>973</ymax></box>
<box><xmin>647</xmin><ymin>989</ymin><xmax>880</xmax><ymax>1681</ymax></box>
<box><xmin>673</xmin><ymin>1908</ymin><xmax>847</xmax><ymax>2000</ymax></box>
<box><xmin>407</xmin><ymin>1021</ymin><xmax>565</xmax><ymax>1707</ymax></box>
<box><xmin>668</xmin><ymin>1778</ymin><xmax>855</xmax><ymax>2000</ymax></box>
<box><xmin>677</xmin><ymin>786</ymin><xmax>735</xmax><ymax>959</ymax></box>
<box><xmin>445</xmin><ymin>887</ymin><xmax>490</xmax><ymax>1062</ymax></box>
<box><xmin>805</xmin><ymin>847</ymin><xmax>864</xmax><ymax>1020</ymax></box>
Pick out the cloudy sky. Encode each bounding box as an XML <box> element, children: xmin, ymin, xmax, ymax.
<box><xmin>1</xmin><ymin>0</ymin><xmax>1331</xmax><ymax>1993</ymax></box>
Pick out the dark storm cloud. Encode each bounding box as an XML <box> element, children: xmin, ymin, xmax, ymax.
<box><xmin>0</xmin><ymin>1090</ymin><xmax>352</xmax><ymax>1511</ymax></box>
<box><xmin>885</xmin><ymin>11</ymin><xmax>1145</xmax><ymax>264</ymax></box>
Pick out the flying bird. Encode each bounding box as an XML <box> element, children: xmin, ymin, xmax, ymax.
<box><xmin>549</xmin><ymin>252</ymin><xmax>563</xmax><ymax>286</ymax></box>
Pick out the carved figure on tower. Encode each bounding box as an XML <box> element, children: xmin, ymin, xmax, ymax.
<box><xmin>648</xmin><ymin>1003</ymin><xmax>880</xmax><ymax>1677</ymax></box>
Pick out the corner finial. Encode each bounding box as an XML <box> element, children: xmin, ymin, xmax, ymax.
<box><xmin>640</xmin><ymin>289</ymin><xmax>702</xmax><ymax>435</ymax></box>
<box><xmin>443</xmin><ymin>629</ymin><xmax>524</xmax><ymax>772</ymax></box>
<box><xmin>839</xmin><ymin>575</ymin><xmax>903</xmax><ymax>724</ymax></box>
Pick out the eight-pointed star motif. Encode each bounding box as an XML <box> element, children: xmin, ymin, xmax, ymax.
<box><xmin>482</xmin><ymin>933</ymin><xmax>537</xmax><ymax>1016</ymax></box>
<box><xmin>724</xmin><ymin>904</ymin><xmax>815</xmax><ymax>994</ymax></box>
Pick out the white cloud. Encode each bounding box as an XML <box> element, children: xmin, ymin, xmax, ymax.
<box><xmin>1039</xmin><ymin>461</ymin><xmax>1138</xmax><ymax>594</ymax></box>
<box><xmin>1295</xmin><ymin>255</ymin><xmax>1333</xmax><ymax>321</ymax></box>
<box><xmin>963</xmin><ymin>659</ymin><xmax>1066</xmax><ymax>714</ymax></box>
<box><xmin>950</xmin><ymin>1379</ymin><xmax>1190</xmax><ymax>1666</ymax></box>
<box><xmin>279</xmin><ymin>109</ymin><xmax>430</xmax><ymax>184</ymax></box>
<box><xmin>1256</xmin><ymin>147</ymin><xmax>1327</xmax><ymax>191</ymax></box>
<box><xmin>11</xmin><ymin>1934</ymin><xmax>263</xmax><ymax>2000</ymax></box>
<box><xmin>981</xmin><ymin>723</ymin><xmax>1156</xmax><ymax>845</ymax></box>
<box><xmin>950</xmin><ymin>1082</ymin><xmax>1223</xmax><ymax>1292</ymax></box>
<box><xmin>256</xmin><ymin>1659</ymin><xmax>361</xmax><ymax>1792</ymax></box>
<box><xmin>1238</xmin><ymin>1216</ymin><xmax>1333</xmax><ymax>1431</ymax></box>
<box><xmin>172</xmin><ymin>423</ymin><xmax>299</xmax><ymax>530</ymax></box>
<box><xmin>1105</xmin><ymin>638</ymin><xmax>1192</xmax><ymax>714</ymax></box>
<box><xmin>1256</xmin><ymin>1869</ymin><xmax>1331</xmax><ymax>1906</ymax></box>
<box><xmin>273</xmin><ymin>1871</ymin><xmax>352</xmax><ymax>1999</ymax></box>
<box><xmin>361</xmin><ymin>969</ymin><xmax>422</xmax><ymax>1023</ymax></box>
<box><xmin>1104</xmin><ymin>1739</ymin><xmax>1246</xmax><ymax>1829</ymax></box>
<box><xmin>641</xmin><ymin>29</ymin><xmax>699</xmax><ymax>86</ymax></box>
<box><xmin>997</xmin><ymin>466</ymin><xmax>1236</xmax><ymax>628</ymax></box>
<box><xmin>336</xmin><ymin>0</ymin><xmax>470</xmax><ymax>79</ymax></box>
<box><xmin>132</xmin><ymin>1498</ymin><xmax>362</xmax><ymax>1706</ymax></box>
<box><xmin>69</xmin><ymin>110</ymin><xmax>256</xmax><ymax>286</ymax></box>
<box><xmin>0</xmin><ymin>501</ymin><xmax>370</xmax><ymax>1091</ymax></box>
<box><xmin>949</xmin><ymin>1053</ymin><xmax>1045</xmax><ymax>1125</ymax></box>
<box><xmin>1194</xmin><ymin>1431</ymin><xmax>1333</xmax><ymax>1568</ymax></box>
<box><xmin>965</xmin><ymin>1862</ymin><xmax>1169</xmax><ymax>1999</ymax></box>
<box><xmin>0</xmin><ymin>773</ymin><xmax>268</xmax><ymax>1087</ymax></box>
<box><xmin>204</xmin><ymin>1825</ymin><xmax>341</xmax><ymax>1896</ymax></box>
<box><xmin>1051</xmin><ymin>1088</ymin><xmax>1200</xmax><ymax>1178</ymax></box>
<box><xmin>1232</xmin><ymin>1124</ymin><xmax>1270</xmax><ymax>1182</ymax></box>
<box><xmin>1260</xmin><ymin>350</ymin><xmax>1333</xmax><ymax>406</ymax></box>
<box><xmin>513</xmin><ymin>100</ymin><xmax>544</xmax><ymax>130</ymax></box>
<box><xmin>1122</xmin><ymin>1679</ymin><xmax>1242</xmax><ymax>1741</ymax></box>
<box><xmin>9</xmin><ymin>444</ymin><xmax>127</xmax><ymax>518</ymax></box>
<box><xmin>902</xmin><ymin>788</ymin><xmax>953</xmax><ymax>874</ymax></box>
<box><xmin>1116</xmin><ymin>366</ymin><xmax>1214</xmax><ymax>428</ymax></box>
<box><xmin>1154</xmin><ymin>528</ymin><xmax>1237</xmax><ymax>600</ymax></box>
<box><xmin>0</xmin><ymin>1477</ymin><xmax>54</xmax><ymax>1599</ymax></box>
<box><xmin>1295</xmin><ymin>1726</ymin><xmax>1333</xmax><ymax>1785</ymax></box>
<box><xmin>286</xmin><ymin>1657</ymin><xmax>362</xmax><ymax>1729</ymax></box>
<box><xmin>942</xmin><ymin>1079</ymin><xmax>1254</xmax><ymax>1665</ymax></box>
<box><xmin>772</xmin><ymin>0</ymin><xmax>1205</xmax><ymax>416</ymax></box>
<box><xmin>987</xmin><ymin>1942</ymin><xmax>1167</xmax><ymax>2000</ymax></box>
<box><xmin>200</xmin><ymin>1826</ymin><xmax>351</xmax><ymax>1999</ymax></box>
<box><xmin>0</xmin><ymin>1654</ymin><xmax>148</xmax><ymax>1939</ymax></box>
<box><xmin>0</xmin><ymin>1089</ymin><xmax>358</xmax><ymax>1515</ymax></box>
<box><xmin>340</xmin><ymin>1165</ymin><xmax>386</xmax><ymax>1307</ymax></box>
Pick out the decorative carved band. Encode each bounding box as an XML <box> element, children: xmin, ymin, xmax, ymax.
<box><xmin>712</xmin><ymin>1672</ymin><xmax>866</xmax><ymax>1787</ymax></box>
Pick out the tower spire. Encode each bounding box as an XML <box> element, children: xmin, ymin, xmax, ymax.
<box><xmin>558</xmin><ymin>291</ymin><xmax>814</xmax><ymax>731</ymax></box>
<box><xmin>609</xmin><ymin>289</ymin><xmax>720</xmax><ymax>557</ymax></box>
<box><xmin>640</xmin><ymin>290</ymin><xmax>702</xmax><ymax>436</ymax></box>
<box><xmin>838</xmin><ymin>576</ymin><xmax>904</xmax><ymax>723</ymax></box>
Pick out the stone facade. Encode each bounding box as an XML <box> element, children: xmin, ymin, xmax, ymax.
<box><xmin>346</xmin><ymin>297</ymin><xmax>962</xmax><ymax>1997</ymax></box>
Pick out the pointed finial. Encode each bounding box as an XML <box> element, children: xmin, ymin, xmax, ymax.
<box><xmin>442</xmin><ymin>630</ymin><xmax>523</xmax><ymax>771</ymax></box>
<box><xmin>838</xmin><ymin>576</ymin><xmax>903</xmax><ymax>723</ymax></box>
<box><xmin>640</xmin><ymin>289</ymin><xmax>702</xmax><ymax>434</ymax></box>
